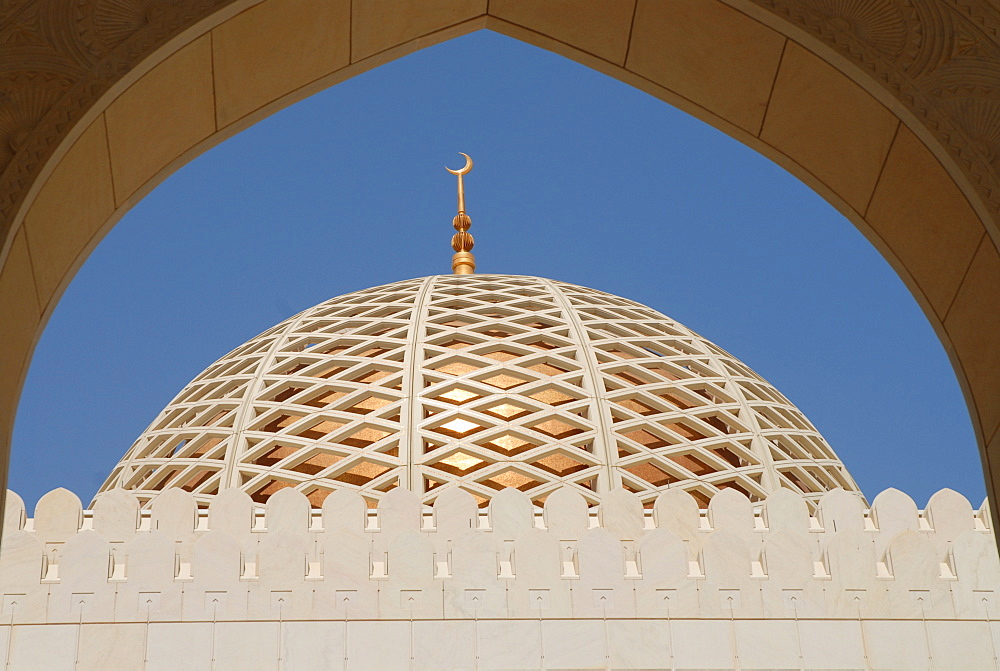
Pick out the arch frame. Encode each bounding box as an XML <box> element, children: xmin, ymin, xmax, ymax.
<box><xmin>1</xmin><ymin>0</ymin><xmax>998</xmax><ymax>528</ymax></box>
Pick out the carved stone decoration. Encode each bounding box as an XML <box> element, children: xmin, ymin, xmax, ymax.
<box><xmin>752</xmin><ymin>0</ymin><xmax>1000</xmax><ymax>214</ymax></box>
<box><xmin>79</xmin><ymin>0</ymin><xmax>186</xmax><ymax>53</ymax></box>
<box><xmin>0</xmin><ymin>0</ymin><xmax>232</xmax><ymax>243</ymax></box>
<box><xmin>813</xmin><ymin>0</ymin><xmax>918</xmax><ymax>63</ymax></box>
<box><xmin>934</xmin><ymin>86</ymin><xmax>1000</xmax><ymax>172</ymax></box>
<box><xmin>0</xmin><ymin>71</ymin><xmax>74</xmax><ymax>170</ymax></box>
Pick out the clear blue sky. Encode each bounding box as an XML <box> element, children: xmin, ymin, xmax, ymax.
<box><xmin>10</xmin><ymin>31</ymin><xmax>983</xmax><ymax>511</ymax></box>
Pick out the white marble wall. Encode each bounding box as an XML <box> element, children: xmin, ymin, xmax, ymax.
<box><xmin>0</xmin><ymin>485</ymin><xmax>998</xmax><ymax>668</ymax></box>
<box><xmin>0</xmin><ymin>617</ymin><xmax>997</xmax><ymax>669</ymax></box>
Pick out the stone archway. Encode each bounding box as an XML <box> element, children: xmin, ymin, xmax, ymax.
<box><xmin>2</xmin><ymin>0</ymin><xmax>999</xmax><ymax>523</ymax></box>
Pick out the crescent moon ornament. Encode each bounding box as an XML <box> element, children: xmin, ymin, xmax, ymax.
<box><xmin>445</xmin><ymin>152</ymin><xmax>473</xmax><ymax>176</ymax></box>
<box><xmin>446</xmin><ymin>152</ymin><xmax>474</xmax><ymax>216</ymax></box>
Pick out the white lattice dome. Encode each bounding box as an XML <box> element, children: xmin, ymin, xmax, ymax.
<box><xmin>99</xmin><ymin>274</ymin><xmax>861</xmax><ymax>509</ymax></box>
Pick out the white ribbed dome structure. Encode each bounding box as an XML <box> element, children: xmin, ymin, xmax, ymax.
<box><xmin>99</xmin><ymin>274</ymin><xmax>860</xmax><ymax>509</ymax></box>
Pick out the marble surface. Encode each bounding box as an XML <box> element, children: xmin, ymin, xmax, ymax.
<box><xmin>0</xmin><ymin>618</ymin><xmax>993</xmax><ymax>668</ymax></box>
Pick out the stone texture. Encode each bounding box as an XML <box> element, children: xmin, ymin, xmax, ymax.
<box><xmin>864</xmin><ymin>620</ymin><xmax>932</xmax><ymax>669</ymax></box>
<box><xmin>671</xmin><ymin>619</ymin><xmax>735</xmax><ymax>668</ymax></box>
<box><xmin>212</xmin><ymin>0</ymin><xmax>351</xmax><ymax>128</ymax></box>
<box><xmin>866</xmin><ymin>127</ymin><xmax>984</xmax><ymax>320</ymax></box>
<box><xmin>928</xmin><ymin>620</ymin><xmax>997</xmax><ymax>668</ymax></box>
<box><xmin>0</xmin><ymin>229</ymin><xmax>39</xmax><ymax>444</ymax></box>
<box><xmin>4</xmin><ymin>624</ymin><xmax>77</xmax><ymax>671</ymax></box>
<box><xmin>21</xmin><ymin>117</ymin><xmax>115</xmax><ymax>311</ymax></box>
<box><xmin>33</xmin><ymin>488</ymin><xmax>82</xmax><ymax>542</ymax></box>
<box><xmin>627</xmin><ymin>0</ymin><xmax>786</xmax><ymax>134</ymax></box>
<box><xmin>282</xmin><ymin>621</ymin><xmax>346</xmax><ymax>668</ymax></box>
<box><xmin>477</xmin><ymin>619</ymin><xmax>542</xmax><ymax>668</ymax></box>
<box><xmin>798</xmin><ymin>620</ymin><xmax>865</xmax><ymax>668</ymax></box>
<box><xmin>945</xmin><ymin>238</ymin><xmax>1000</xmax><ymax>441</ymax></box>
<box><xmin>412</xmin><ymin>620</ymin><xmax>476</xmax><ymax>669</ymax></box>
<box><xmin>542</xmin><ymin>619</ymin><xmax>606</xmax><ymax>668</ymax></box>
<box><xmin>734</xmin><ymin>618</ymin><xmax>801</xmax><ymax>669</ymax></box>
<box><xmin>489</xmin><ymin>0</ymin><xmax>636</xmax><ymax>65</ymax></box>
<box><xmin>77</xmin><ymin>623</ymin><xmax>146</xmax><ymax>669</ymax></box>
<box><xmin>607</xmin><ymin>620</ymin><xmax>674</xmax><ymax>668</ymax></box>
<box><xmin>346</xmin><ymin>621</ymin><xmax>409</xmax><ymax>670</ymax></box>
<box><xmin>2</xmin><ymin>490</ymin><xmax>24</xmax><ymax>534</ymax></box>
<box><xmin>105</xmin><ymin>34</ymin><xmax>215</xmax><ymax>204</ymax></box>
<box><xmin>214</xmin><ymin>621</ymin><xmax>279</xmax><ymax>668</ymax></box>
<box><xmin>761</xmin><ymin>41</ymin><xmax>898</xmax><ymax>213</ymax></box>
<box><xmin>146</xmin><ymin>622</ymin><xmax>214</xmax><ymax>671</ymax></box>
<box><xmin>351</xmin><ymin>0</ymin><xmax>486</xmax><ymax>62</ymax></box>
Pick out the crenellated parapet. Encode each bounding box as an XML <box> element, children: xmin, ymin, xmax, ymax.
<box><xmin>1</xmin><ymin>485</ymin><xmax>996</xmax><ymax>624</ymax></box>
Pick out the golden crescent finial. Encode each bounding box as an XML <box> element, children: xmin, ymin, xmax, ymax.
<box><xmin>445</xmin><ymin>152</ymin><xmax>473</xmax><ymax>176</ymax></box>
<box><xmin>446</xmin><ymin>153</ymin><xmax>475</xmax><ymax>275</ymax></box>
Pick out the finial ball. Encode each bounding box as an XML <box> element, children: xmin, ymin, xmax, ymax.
<box><xmin>453</xmin><ymin>213</ymin><xmax>471</xmax><ymax>231</ymax></box>
<box><xmin>452</xmin><ymin>232</ymin><xmax>474</xmax><ymax>252</ymax></box>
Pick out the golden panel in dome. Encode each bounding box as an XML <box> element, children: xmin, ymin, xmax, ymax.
<box><xmin>434</xmin><ymin>361</ymin><xmax>481</xmax><ymax>376</ymax></box>
<box><xmin>437</xmin><ymin>418</ymin><xmax>482</xmax><ymax>437</ymax></box>
<box><xmin>303</xmin><ymin>390</ymin><xmax>348</xmax><ymax>408</ymax></box>
<box><xmin>620</xmin><ymin>428</ymin><xmax>670</xmax><ymax>448</ymax></box>
<box><xmin>352</xmin><ymin>369</ymin><xmax>393</xmax><ymax>384</ymax></box>
<box><xmin>524</xmin><ymin>339</ymin><xmax>559</xmax><ymax>350</ymax></box>
<box><xmin>481</xmin><ymin>373</ymin><xmax>528</xmax><ymax>390</ymax></box>
<box><xmin>253</xmin><ymin>445</ymin><xmax>299</xmax><ymax>467</ymax></box>
<box><xmin>438</xmin><ymin>389</ymin><xmax>480</xmax><ymax>404</ymax></box>
<box><xmin>311</xmin><ymin>364</ymin><xmax>346</xmax><ymax>379</ymax></box>
<box><xmin>482</xmin><ymin>350</ymin><xmax>520</xmax><ymax>362</ymax></box>
<box><xmin>251</xmin><ymin>479</ymin><xmax>294</xmax><ymax>503</ymax></box>
<box><xmin>333</xmin><ymin>460</ymin><xmax>391</xmax><ymax>486</ymax></box>
<box><xmin>439</xmin><ymin>339</ymin><xmax>475</xmax><ymax>350</ymax></box>
<box><xmin>614</xmin><ymin>398</ymin><xmax>657</xmax><ymax>415</ymax></box>
<box><xmin>482</xmin><ymin>403</ymin><xmax>531</xmax><ymax>420</ymax></box>
<box><xmin>296</xmin><ymin>419</ymin><xmax>345</xmax><ymax>440</ymax></box>
<box><xmin>623</xmin><ymin>461</ymin><xmax>675</xmax><ymax>487</ymax></box>
<box><xmin>342</xmin><ymin>427</ymin><xmax>392</xmax><ymax>448</ymax></box>
<box><xmin>527</xmin><ymin>362</ymin><xmax>569</xmax><ymax>376</ymax></box>
<box><xmin>432</xmin><ymin>451</ymin><xmax>490</xmax><ymax>475</ymax></box>
<box><xmin>290</xmin><ymin>452</ymin><xmax>342</xmax><ymax>475</ymax></box>
<box><xmin>260</xmin><ymin>413</ymin><xmax>304</xmax><ymax>432</ymax></box>
<box><xmin>666</xmin><ymin>452</ymin><xmax>714</xmax><ymax>476</ymax></box>
<box><xmin>480</xmin><ymin>434</ymin><xmax>535</xmax><ymax>456</ymax></box>
<box><xmin>346</xmin><ymin>396</ymin><xmax>392</xmax><ymax>414</ymax></box>
<box><xmin>481</xmin><ymin>470</ymin><xmax>541</xmax><ymax>491</ymax></box>
<box><xmin>529</xmin><ymin>389</ymin><xmax>574</xmax><ymax>406</ymax></box>
<box><xmin>530</xmin><ymin>418</ymin><xmax>583</xmax><ymax>439</ymax></box>
<box><xmin>190</xmin><ymin>436</ymin><xmax>223</xmax><ymax>458</ymax></box>
<box><xmin>533</xmin><ymin>453</ymin><xmax>587</xmax><ymax>477</ymax></box>
<box><xmin>614</xmin><ymin>370</ymin><xmax>651</xmax><ymax>386</ymax></box>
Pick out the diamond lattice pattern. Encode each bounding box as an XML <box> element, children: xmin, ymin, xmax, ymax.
<box><xmin>99</xmin><ymin>275</ymin><xmax>860</xmax><ymax>509</ymax></box>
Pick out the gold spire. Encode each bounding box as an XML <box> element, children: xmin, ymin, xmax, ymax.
<box><xmin>445</xmin><ymin>152</ymin><xmax>475</xmax><ymax>274</ymax></box>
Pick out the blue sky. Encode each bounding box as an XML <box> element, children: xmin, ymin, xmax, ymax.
<box><xmin>10</xmin><ymin>31</ymin><xmax>983</xmax><ymax>510</ymax></box>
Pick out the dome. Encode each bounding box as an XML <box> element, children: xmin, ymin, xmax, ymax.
<box><xmin>98</xmin><ymin>274</ymin><xmax>861</xmax><ymax>509</ymax></box>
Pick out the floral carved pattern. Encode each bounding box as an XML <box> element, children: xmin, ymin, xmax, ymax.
<box><xmin>3</xmin><ymin>0</ymin><xmax>1000</xmax><ymax>253</ymax></box>
<box><xmin>750</xmin><ymin>0</ymin><xmax>1000</xmax><ymax>214</ymax></box>
<box><xmin>0</xmin><ymin>0</ymin><xmax>234</xmax><ymax>247</ymax></box>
